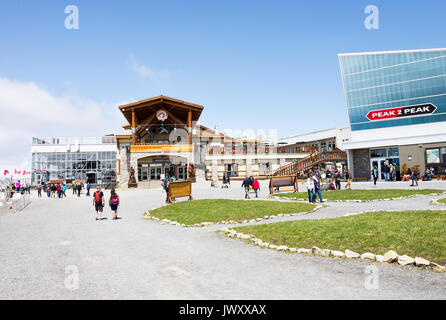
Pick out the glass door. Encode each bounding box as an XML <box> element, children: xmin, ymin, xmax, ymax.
<box><xmin>150</xmin><ymin>164</ymin><xmax>162</xmax><ymax>181</ymax></box>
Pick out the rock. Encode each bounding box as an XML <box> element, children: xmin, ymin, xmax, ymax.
<box><xmin>241</xmin><ymin>234</ymin><xmax>251</xmax><ymax>240</ymax></box>
<box><xmin>289</xmin><ymin>248</ymin><xmax>297</xmax><ymax>253</ymax></box>
<box><xmin>256</xmin><ymin>240</ymin><xmax>264</xmax><ymax>246</ymax></box>
<box><xmin>376</xmin><ymin>255</ymin><xmax>385</xmax><ymax>262</ymax></box>
<box><xmin>270</xmin><ymin>215</ymin><xmax>276</xmax><ymax>219</ymax></box>
<box><xmin>277</xmin><ymin>245</ymin><xmax>288</xmax><ymax>251</ymax></box>
<box><xmin>227</xmin><ymin>233</ymin><xmax>235</xmax><ymax>238</ymax></box>
<box><xmin>277</xmin><ymin>214</ymin><xmax>284</xmax><ymax>217</ymax></box>
<box><xmin>361</xmin><ymin>252</ymin><xmax>376</xmax><ymax>260</ymax></box>
<box><xmin>269</xmin><ymin>244</ymin><xmax>277</xmax><ymax>249</ymax></box>
<box><xmin>261</xmin><ymin>242</ymin><xmax>270</xmax><ymax>248</ymax></box>
<box><xmin>321</xmin><ymin>249</ymin><xmax>331</xmax><ymax>257</ymax></box>
<box><xmin>331</xmin><ymin>250</ymin><xmax>345</xmax><ymax>257</ymax></box>
<box><xmin>398</xmin><ymin>255</ymin><xmax>415</xmax><ymax>266</ymax></box>
<box><xmin>250</xmin><ymin>219</ymin><xmax>256</xmax><ymax>223</ymax></box>
<box><xmin>345</xmin><ymin>249</ymin><xmax>360</xmax><ymax>258</ymax></box>
<box><xmin>383</xmin><ymin>250</ymin><xmax>399</xmax><ymax>263</ymax></box>
<box><xmin>220</xmin><ymin>228</ymin><xmax>231</xmax><ymax>233</ymax></box>
<box><xmin>298</xmin><ymin>248</ymin><xmax>312</xmax><ymax>254</ymax></box>
<box><xmin>283</xmin><ymin>214</ymin><xmax>290</xmax><ymax>217</ymax></box>
<box><xmin>312</xmin><ymin>246</ymin><xmax>323</xmax><ymax>255</ymax></box>
<box><xmin>414</xmin><ymin>257</ymin><xmax>430</xmax><ymax>267</ymax></box>
<box><xmin>256</xmin><ymin>218</ymin><xmax>263</xmax><ymax>222</ymax></box>
<box><xmin>264</xmin><ymin>215</ymin><xmax>269</xmax><ymax>219</ymax></box>
<box><xmin>432</xmin><ymin>263</ymin><xmax>446</xmax><ymax>273</ymax></box>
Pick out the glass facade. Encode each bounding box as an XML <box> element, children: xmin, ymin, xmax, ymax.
<box><xmin>31</xmin><ymin>151</ymin><xmax>117</xmax><ymax>185</ymax></box>
<box><xmin>339</xmin><ymin>49</ymin><xmax>446</xmax><ymax>131</ymax></box>
<box><xmin>31</xmin><ymin>136</ymin><xmax>117</xmax><ymax>185</ymax></box>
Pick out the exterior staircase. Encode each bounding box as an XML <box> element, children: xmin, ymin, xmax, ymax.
<box><xmin>273</xmin><ymin>148</ymin><xmax>347</xmax><ymax>176</ymax></box>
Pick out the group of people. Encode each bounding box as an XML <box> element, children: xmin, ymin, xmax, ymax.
<box><xmin>92</xmin><ymin>187</ymin><xmax>120</xmax><ymax>220</ymax></box>
<box><xmin>162</xmin><ymin>175</ymin><xmax>177</xmax><ymax>203</ymax></box>
<box><xmin>35</xmin><ymin>181</ymin><xmax>92</xmax><ymax>198</ymax></box>
<box><xmin>222</xmin><ymin>173</ymin><xmax>231</xmax><ymax>188</ymax></box>
<box><xmin>422</xmin><ymin>168</ymin><xmax>435</xmax><ymax>181</ymax></box>
<box><xmin>380</xmin><ymin>162</ymin><xmax>398</xmax><ymax>181</ymax></box>
<box><xmin>8</xmin><ymin>180</ymin><xmax>31</xmax><ymax>196</ymax></box>
<box><xmin>373</xmin><ymin>164</ymin><xmax>421</xmax><ymax>186</ymax></box>
<box><xmin>241</xmin><ymin>176</ymin><xmax>260</xmax><ymax>199</ymax></box>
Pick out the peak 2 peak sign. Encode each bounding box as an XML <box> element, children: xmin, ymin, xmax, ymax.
<box><xmin>366</xmin><ymin>104</ymin><xmax>437</xmax><ymax>121</ymax></box>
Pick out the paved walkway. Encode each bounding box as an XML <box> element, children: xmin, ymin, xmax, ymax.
<box><xmin>0</xmin><ymin>181</ymin><xmax>445</xmax><ymax>299</ymax></box>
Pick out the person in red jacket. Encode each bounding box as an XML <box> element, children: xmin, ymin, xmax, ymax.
<box><xmin>252</xmin><ymin>178</ymin><xmax>260</xmax><ymax>198</ymax></box>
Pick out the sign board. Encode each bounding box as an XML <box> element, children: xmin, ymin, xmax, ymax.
<box><xmin>269</xmin><ymin>175</ymin><xmax>298</xmax><ymax>195</ymax></box>
<box><xmin>366</xmin><ymin>104</ymin><xmax>437</xmax><ymax>121</ymax></box>
<box><xmin>167</xmin><ymin>180</ymin><xmax>193</xmax><ymax>203</ymax></box>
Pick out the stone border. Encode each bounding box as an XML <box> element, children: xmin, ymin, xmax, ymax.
<box><xmin>271</xmin><ymin>192</ymin><xmax>446</xmax><ymax>203</ymax></box>
<box><xmin>143</xmin><ymin>204</ymin><xmax>323</xmax><ymax>228</ymax></box>
<box><xmin>431</xmin><ymin>198</ymin><xmax>446</xmax><ymax>206</ymax></box>
<box><xmin>221</xmin><ymin>229</ymin><xmax>446</xmax><ymax>273</ymax></box>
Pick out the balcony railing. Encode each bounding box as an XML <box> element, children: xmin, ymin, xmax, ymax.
<box><xmin>205</xmin><ymin>145</ymin><xmax>316</xmax><ymax>155</ymax></box>
<box><xmin>130</xmin><ymin>144</ymin><xmax>193</xmax><ymax>153</ymax></box>
<box><xmin>32</xmin><ymin>136</ymin><xmax>116</xmax><ymax>145</ymax></box>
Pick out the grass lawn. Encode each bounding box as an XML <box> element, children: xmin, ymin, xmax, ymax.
<box><xmin>148</xmin><ymin>199</ymin><xmax>316</xmax><ymax>225</ymax></box>
<box><xmin>273</xmin><ymin>189</ymin><xmax>445</xmax><ymax>201</ymax></box>
<box><xmin>235</xmin><ymin>210</ymin><xmax>446</xmax><ymax>264</ymax></box>
<box><xmin>437</xmin><ymin>198</ymin><xmax>446</xmax><ymax>205</ymax></box>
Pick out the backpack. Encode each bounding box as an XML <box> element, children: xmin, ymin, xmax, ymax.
<box><xmin>94</xmin><ymin>191</ymin><xmax>101</xmax><ymax>202</ymax></box>
<box><xmin>111</xmin><ymin>195</ymin><xmax>119</xmax><ymax>204</ymax></box>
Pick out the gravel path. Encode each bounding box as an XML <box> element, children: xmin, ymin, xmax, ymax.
<box><xmin>0</xmin><ymin>181</ymin><xmax>445</xmax><ymax>299</ymax></box>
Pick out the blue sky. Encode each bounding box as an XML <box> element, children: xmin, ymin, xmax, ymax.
<box><xmin>1</xmin><ymin>0</ymin><xmax>446</xmax><ymax>166</ymax></box>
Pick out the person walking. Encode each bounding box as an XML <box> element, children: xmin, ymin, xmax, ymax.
<box><xmin>372</xmin><ymin>165</ymin><xmax>378</xmax><ymax>185</ymax></box>
<box><xmin>334</xmin><ymin>170</ymin><xmax>341</xmax><ymax>190</ymax></box>
<box><xmin>345</xmin><ymin>170</ymin><xmax>352</xmax><ymax>190</ymax></box>
<box><xmin>241</xmin><ymin>176</ymin><xmax>251</xmax><ymax>199</ymax></box>
<box><xmin>37</xmin><ymin>184</ymin><xmax>42</xmax><ymax>197</ymax></box>
<box><xmin>389</xmin><ymin>163</ymin><xmax>394</xmax><ymax>182</ymax></box>
<box><xmin>222</xmin><ymin>173</ymin><xmax>227</xmax><ymax>188</ymax></box>
<box><xmin>62</xmin><ymin>184</ymin><xmax>67</xmax><ymax>197</ymax></box>
<box><xmin>306</xmin><ymin>172</ymin><xmax>316</xmax><ymax>203</ymax></box>
<box><xmin>109</xmin><ymin>189</ymin><xmax>120</xmax><ymax>220</ymax></box>
<box><xmin>313</xmin><ymin>173</ymin><xmax>323</xmax><ymax>203</ymax></box>
<box><xmin>252</xmin><ymin>177</ymin><xmax>260</xmax><ymax>198</ymax></box>
<box><xmin>72</xmin><ymin>182</ymin><xmax>77</xmax><ymax>195</ymax></box>
<box><xmin>93</xmin><ymin>187</ymin><xmax>105</xmax><ymax>220</ymax></box>
<box><xmin>410</xmin><ymin>168</ymin><xmax>419</xmax><ymax>186</ymax></box>
<box><xmin>56</xmin><ymin>183</ymin><xmax>61</xmax><ymax>198</ymax></box>
<box><xmin>86</xmin><ymin>182</ymin><xmax>91</xmax><ymax>196</ymax></box>
<box><xmin>51</xmin><ymin>184</ymin><xmax>56</xmax><ymax>198</ymax></box>
<box><xmin>77</xmin><ymin>183</ymin><xmax>82</xmax><ymax>197</ymax></box>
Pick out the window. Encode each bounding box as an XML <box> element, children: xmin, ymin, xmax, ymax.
<box><xmin>370</xmin><ymin>149</ymin><xmax>386</xmax><ymax>158</ymax></box>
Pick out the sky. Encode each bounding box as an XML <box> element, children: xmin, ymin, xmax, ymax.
<box><xmin>1</xmin><ymin>0</ymin><xmax>446</xmax><ymax>169</ymax></box>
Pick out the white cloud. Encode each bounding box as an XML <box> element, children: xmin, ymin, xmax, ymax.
<box><xmin>128</xmin><ymin>53</ymin><xmax>169</xmax><ymax>80</ymax></box>
<box><xmin>0</xmin><ymin>77</ymin><xmax>125</xmax><ymax>170</ymax></box>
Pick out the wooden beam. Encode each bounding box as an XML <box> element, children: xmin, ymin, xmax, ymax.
<box><xmin>188</xmin><ymin>109</ymin><xmax>192</xmax><ymax>145</ymax></box>
<box><xmin>136</xmin><ymin>113</ymin><xmax>157</xmax><ymax>135</ymax></box>
<box><xmin>132</xmin><ymin>110</ymin><xmax>136</xmax><ymax>145</ymax></box>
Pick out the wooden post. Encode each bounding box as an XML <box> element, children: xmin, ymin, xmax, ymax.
<box><xmin>187</xmin><ymin>109</ymin><xmax>192</xmax><ymax>145</ymax></box>
<box><xmin>132</xmin><ymin>110</ymin><xmax>136</xmax><ymax>145</ymax></box>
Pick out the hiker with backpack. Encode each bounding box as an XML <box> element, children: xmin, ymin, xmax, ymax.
<box><xmin>109</xmin><ymin>189</ymin><xmax>120</xmax><ymax>220</ymax></box>
<box><xmin>93</xmin><ymin>187</ymin><xmax>105</xmax><ymax>220</ymax></box>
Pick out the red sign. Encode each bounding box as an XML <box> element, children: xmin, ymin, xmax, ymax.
<box><xmin>366</xmin><ymin>104</ymin><xmax>437</xmax><ymax>121</ymax></box>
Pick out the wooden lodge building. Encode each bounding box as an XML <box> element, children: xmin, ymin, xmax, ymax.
<box><xmin>114</xmin><ymin>96</ymin><xmax>347</xmax><ymax>188</ymax></box>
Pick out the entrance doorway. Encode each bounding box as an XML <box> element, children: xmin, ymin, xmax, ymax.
<box><xmin>150</xmin><ymin>164</ymin><xmax>162</xmax><ymax>181</ymax></box>
<box><xmin>370</xmin><ymin>147</ymin><xmax>400</xmax><ymax>181</ymax></box>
